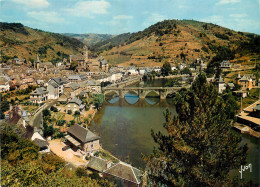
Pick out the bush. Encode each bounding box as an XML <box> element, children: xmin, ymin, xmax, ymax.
<box><xmin>70</xmin><ymin>120</ymin><xmax>75</xmax><ymax>126</ymax></box>
<box><xmin>75</xmin><ymin>168</ymin><xmax>88</xmax><ymax>178</ymax></box>
<box><xmin>50</xmin><ymin>106</ymin><xmax>58</xmax><ymax>112</ymax></box>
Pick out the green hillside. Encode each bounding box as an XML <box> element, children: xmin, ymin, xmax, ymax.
<box><xmin>91</xmin><ymin>20</ymin><xmax>259</xmax><ymax>66</ymax></box>
<box><xmin>0</xmin><ymin>22</ymin><xmax>84</xmax><ymax>63</ymax></box>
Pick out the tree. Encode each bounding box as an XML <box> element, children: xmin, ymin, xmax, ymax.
<box><xmin>42</xmin><ymin>109</ymin><xmax>51</xmax><ymax>117</ymax></box>
<box><xmin>67</xmin><ymin>110</ymin><xmax>72</xmax><ymax>114</ymax></box>
<box><xmin>70</xmin><ymin>60</ymin><xmax>78</xmax><ymax>71</ymax></box>
<box><xmin>94</xmin><ymin>94</ymin><xmax>104</xmax><ymax>110</ymax></box>
<box><xmin>56</xmin><ymin>120</ymin><xmax>66</xmax><ymax>126</ymax></box>
<box><xmin>145</xmin><ymin>73</ymin><xmax>247</xmax><ymax>186</ymax></box>
<box><xmin>74</xmin><ymin>111</ymin><xmax>81</xmax><ymax>122</ymax></box>
<box><xmin>50</xmin><ymin>106</ymin><xmax>58</xmax><ymax>112</ymax></box>
<box><xmin>69</xmin><ymin>120</ymin><xmax>75</xmax><ymax>126</ymax></box>
<box><xmin>0</xmin><ymin>98</ymin><xmax>10</xmax><ymax>119</ymax></box>
<box><xmin>43</xmin><ymin>125</ymin><xmax>54</xmax><ymax>138</ymax></box>
<box><xmin>180</xmin><ymin>67</ymin><xmax>191</xmax><ymax>75</ymax></box>
<box><xmin>161</xmin><ymin>62</ymin><xmax>171</xmax><ymax>76</ymax></box>
<box><xmin>0</xmin><ymin>122</ymin><xmax>115</xmax><ymax>187</ymax></box>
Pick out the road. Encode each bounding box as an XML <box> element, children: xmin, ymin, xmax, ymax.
<box><xmin>30</xmin><ymin>100</ymin><xmax>56</xmax><ymax>128</ymax></box>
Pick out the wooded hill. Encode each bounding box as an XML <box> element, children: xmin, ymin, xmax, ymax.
<box><xmin>0</xmin><ymin>22</ymin><xmax>84</xmax><ymax>63</ymax></box>
<box><xmin>90</xmin><ymin>20</ymin><xmax>259</xmax><ymax>66</ymax></box>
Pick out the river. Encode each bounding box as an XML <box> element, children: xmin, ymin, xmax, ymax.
<box><xmin>90</xmin><ymin>78</ymin><xmax>259</xmax><ymax>184</ymax></box>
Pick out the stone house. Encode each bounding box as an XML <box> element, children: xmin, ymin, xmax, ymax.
<box><xmin>64</xmin><ymin>82</ymin><xmax>82</xmax><ymax>98</ymax></box>
<box><xmin>58</xmin><ymin>83</ymin><xmax>82</xmax><ymax>103</ymax></box>
<box><xmin>30</xmin><ymin>87</ymin><xmax>48</xmax><ymax>104</ymax></box>
<box><xmin>220</xmin><ymin>60</ymin><xmax>231</xmax><ymax>69</ymax></box>
<box><xmin>65</xmin><ymin>124</ymin><xmax>100</xmax><ymax>156</ymax></box>
<box><xmin>68</xmin><ymin>74</ymin><xmax>88</xmax><ymax>82</ymax></box>
<box><xmin>86</xmin><ymin>80</ymin><xmax>101</xmax><ymax>93</ymax></box>
<box><xmin>103</xmin><ymin>161</ymin><xmax>143</xmax><ymax>187</ymax></box>
<box><xmin>65</xmin><ymin>97</ymin><xmax>85</xmax><ymax>112</ymax></box>
<box><xmin>87</xmin><ymin>156</ymin><xmax>113</xmax><ymax>175</ymax></box>
<box><xmin>236</xmin><ymin>73</ymin><xmax>256</xmax><ymax>90</ymax></box>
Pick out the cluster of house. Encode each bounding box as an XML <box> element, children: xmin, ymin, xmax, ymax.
<box><xmin>64</xmin><ymin>124</ymin><xmax>144</xmax><ymax>186</ymax></box>
<box><xmin>4</xmin><ymin>103</ymin><xmax>144</xmax><ymax>186</ymax></box>
<box><xmin>213</xmin><ymin>73</ymin><xmax>258</xmax><ymax>97</ymax></box>
<box><xmin>4</xmin><ymin>105</ymin><xmax>50</xmax><ymax>153</ymax></box>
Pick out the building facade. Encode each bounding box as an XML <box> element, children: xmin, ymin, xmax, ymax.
<box><xmin>47</xmin><ymin>78</ymin><xmax>66</xmax><ymax>99</ymax></box>
<box><xmin>65</xmin><ymin>124</ymin><xmax>100</xmax><ymax>157</ymax></box>
<box><xmin>30</xmin><ymin>87</ymin><xmax>48</xmax><ymax>104</ymax></box>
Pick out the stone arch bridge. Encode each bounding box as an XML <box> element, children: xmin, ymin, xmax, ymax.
<box><xmin>102</xmin><ymin>86</ymin><xmax>188</xmax><ymax>100</ymax></box>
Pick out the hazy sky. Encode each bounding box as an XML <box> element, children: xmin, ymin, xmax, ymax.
<box><xmin>0</xmin><ymin>0</ymin><xmax>259</xmax><ymax>34</ymax></box>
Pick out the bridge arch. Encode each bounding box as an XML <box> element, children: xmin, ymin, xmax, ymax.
<box><xmin>122</xmin><ymin>90</ymin><xmax>139</xmax><ymax>98</ymax></box>
<box><xmin>103</xmin><ymin>90</ymin><xmax>120</xmax><ymax>101</ymax></box>
<box><xmin>143</xmin><ymin>90</ymin><xmax>160</xmax><ymax>98</ymax></box>
<box><xmin>123</xmin><ymin>90</ymin><xmax>139</xmax><ymax>104</ymax></box>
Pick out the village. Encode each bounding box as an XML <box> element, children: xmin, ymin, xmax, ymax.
<box><xmin>0</xmin><ymin>46</ymin><xmax>259</xmax><ymax>186</ymax></box>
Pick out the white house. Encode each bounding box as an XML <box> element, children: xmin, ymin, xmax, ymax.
<box><xmin>31</xmin><ymin>132</ymin><xmax>50</xmax><ymax>153</ymax></box>
<box><xmin>93</xmin><ymin>74</ymin><xmax>112</xmax><ymax>83</ymax></box>
<box><xmin>111</xmin><ymin>72</ymin><xmax>122</xmax><ymax>83</ymax></box>
<box><xmin>178</xmin><ymin>64</ymin><xmax>186</xmax><ymax>70</ymax></box>
<box><xmin>171</xmin><ymin>66</ymin><xmax>177</xmax><ymax>71</ymax></box>
<box><xmin>220</xmin><ymin>60</ymin><xmax>231</xmax><ymax>69</ymax></box>
<box><xmin>127</xmin><ymin>67</ymin><xmax>138</xmax><ymax>75</ymax></box>
<box><xmin>47</xmin><ymin>77</ymin><xmax>67</xmax><ymax>99</ymax></box>
<box><xmin>153</xmin><ymin>66</ymin><xmax>161</xmax><ymax>72</ymax></box>
<box><xmin>138</xmin><ymin>68</ymin><xmax>146</xmax><ymax>75</ymax></box>
<box><xmin>30</xmin><ymin>87</ymin><xmax>48</xmax><ymax>104</ymax></box>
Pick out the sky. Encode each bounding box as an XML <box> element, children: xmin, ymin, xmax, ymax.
<box><xmin>0</xmin><ymin>0</ymin><xmax>259</xmax><ymax>35</ymax></box>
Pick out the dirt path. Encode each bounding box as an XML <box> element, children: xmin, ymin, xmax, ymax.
<box><xmin>49</xmin><ymin>139</ymin><xmax>86</xmax><ymax>167</ymax></box>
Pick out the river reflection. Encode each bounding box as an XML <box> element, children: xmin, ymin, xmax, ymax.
<box><xmin>90</xmin><ymin>96</ymin><xmax>176</xmax><ymax>168</ymax></box>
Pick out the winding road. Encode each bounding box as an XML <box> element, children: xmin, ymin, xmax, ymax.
<box><xmin>30</xmin><ymin>100</ymin><xmax>56</xmax><ymax>128</ymax></box>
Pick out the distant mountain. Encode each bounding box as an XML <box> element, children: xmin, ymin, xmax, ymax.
<box><xmin>62</xmin><ymin>33</ymin><xmax>114</xmax><ymax>46</ymax></box>
<box><xmin>0</xmin><ymin>22</ymin><xmax>84</xmax><ymax>63</ymax></box>
<box><xmin>91</xmin><ymin>20</ymin><xmax>259</xmax><ymax>66</ymax></box>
